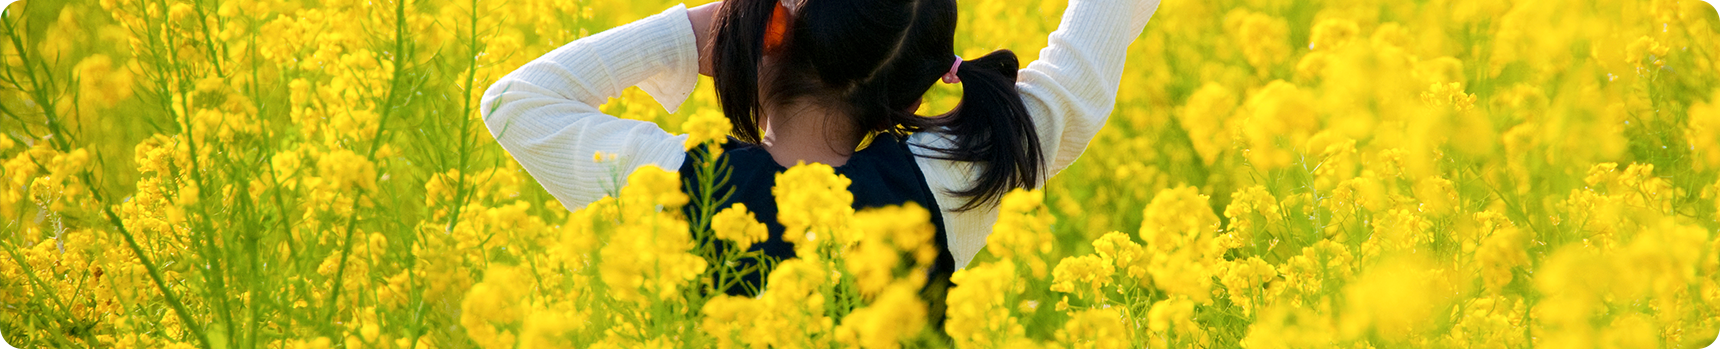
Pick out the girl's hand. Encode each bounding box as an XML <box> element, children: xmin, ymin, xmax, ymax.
<box><xmin>689</xmin><ymin>2</ymin><xmax>721</xmax><ymax>76</ymax></box>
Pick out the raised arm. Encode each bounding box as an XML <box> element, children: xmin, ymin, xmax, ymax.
<box><xmin>479</xmin><ymin>5</ymin><xmax>705</xmax><ymax>209</ymax></box>
<box><xmin>906</xmin><ymin>0</ymin><xmax>1160</xmax><ymax>270</ymax></box>
<box><xmin>1017</xmin><ymin>0</ymin><xmax>1160</xmax><ymax>181</ymax></box>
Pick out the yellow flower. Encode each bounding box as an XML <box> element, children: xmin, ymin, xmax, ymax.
<box><xmin>711</xmin><ymin>203</ymin><xmax>768</xmax><ymax>251</ymax></box>
<box><xmin>1049</xmin><ymin>255</ymin><xmax>1113</xmax><ymax>301</ymax></box>
<box><xmin>1138</xmin><ymin>186</ymin><xmax>1219</xmax><ymax>253</ymax></box>
<box><xmin>1338</xmin><ymin>257</ymin><xmax>1453</xmax><ymax>342</ymax></box>
<box><xmin>1224</xmin><ymin>9</ymin><xmax>1291</xmax><ymax>76</ymax></box>
<box><xmin>1686</xmin><ymin>90</ymin><xmax>1720</xmax><ymax>170</ymax></box>
<box><xmin>1137</xmin><ymin>186</ymin><xmax>1221</xmax><ymax>302</ymax></box>
<box><xmin>1370</xmin><ymin>208</ymin><xmax>1433</xmax><ymax>252</ymax></box>
<box><xmin>1414</xmin><ymin>56</ymin><xmax>1466</xmax><ymax>85</ymax></box>
<box><xmin>620</xmin><ymin>165</ymin><xmax>689</xmax><ymax>209</ymax></box>
<box><xmin>1305</xmin><ymin>131</ymin><xmax>1358</xmax><ymax>191</ymax></box>
<box><xmin>598</xmin><ymin>219</ymin><xmax>705</xmax><ymax>304</ymax></box>
<box><xmin>854</xmin><ymin>203</ymin><xmax>936</xmax><ymax>256</ymax></box>
<box><xmin>1307</xmin><ymin>18</ymin><xmax>1358</xmax><ymax>51</ymax></box>
<box><xmin>681</xmin><ymin>109</ymin><xmax>731</xmax><ymax>150</ymax></box>
<box><xmin>1370</xmin><ymin>22</ymin><xmax>1410</xmax><ymax>48</ymax></box>
<box><xmin>285</xmin><ymin>337</ymin><xmax>334</xmax><ymax>349</ymax></box>
<box><xmin>315</xmin><ymin>149</ymin><xmax>377</xmax><ymax>192</ymax></box>
<box><xmin>774</xmin><ymin>162</ymin><xmax>856</xmax><ymax>255</ymax></box>
<box><xmin>945</xmin><ymin>260</ymin><xmax>1026</xmax><ymax>348</ymax></box>
<box><xmin>1625</xmin><ymin>35</ymin><xmax>1669</xmax><ymax>70</ymax></box>
<box><xmin>462</xmin><ymin>266</ymin><xmax>528</xmax><ymax>349</ymax></box>
<box><xmin>38</xmin><ymin>6</ymin><xmax>86</xmax><ymax>60</ymax></box>
<box><xmin>764</xmin><ymin>257</ymin><xmax>830</xmax><ymax>308</ymax></box>
<box><xmin>1295</xmin><ymin>51</ymin><xmax>1331</xmax><ymax>80</ymax></box>
<box><xmin>1240</xmin><ymin>305</ymin><xmax>1337</xmax><ymax>349</ymax></box>
<box><xmin>518</xmin><ymin>303</ymin><xmax>585</xmax><ymax>349</ymax></box>
<box><xmin>1421</xmin><ymin>82</ymin><xmax>1477</xmax><ymax>111</ymax></box>
<box><xmin>1533</xmin><ymin>247</ymin><xmax>1613</xmax><ymax>347</ymax></box>
<box><xmin>1176</xmin><ymin>83</ymin><xmax>1238</xmax><ymax>165</ymax></box>
<box><xmin>1145</xmin><ymin>250</ymin><xmax>1214</xmax><ymax>304</ymax></box>
<box><xmin>699</xmin><ymin>295</ymin><xmax>760</xmax><ymax>349</ymax></box>
<box><xmin>597</xmin><ymin>166</ymin><xmax>706</xmax><ymax>304</ymax></box>
<box><xmin>1620</xmin><ymin>219</ymin><xmax>1707</xmax><ymax>301</ymax></box>
<box><xmin>1445</xmin><ymin>295</ymin><xmax>1526</xmax><ymax>348</ymax></box>
<box><xmin>73</xmin><ymin>54</ymin><xmax>135</xmax><ymax>108</ymax></box>
<box><xmin>1279</xmin><ymin>240</ymin><xmax>1354</xmax><ymax>297</ymax></box>
<box><xmin>987</xmin><ymin>189</ymin><xmax>1055</xmax><ymax>278</ymax></box>
<box><xmin>835</xmin><ymin>282</ymin><xmax>927</xmax><ymax>349</ymax></box>
<box><xmin>1412</xmin><ymin>177</ymin><xmax>1458</xmax><ymax>216</ymax></box>
<box><xmin>1146</xmin><ymin>296</ymin><xmax>1194</xmax><ymax>333</ymax></box>
<box><xmin>850</xmin><ymin>203</ymin><xmax>936</xmax><ymax>296</ymax></box>
<box><xmin>1217</xmin><ymin>257</ymin><xmax>1276</xmax><ymax>313</ymax></box>
<box><xmin>1221</xmin><ymin>185</ymin><xmax>1280</xmax><ymax>250</ymax></box>
<box><xmin>1090</xmin><ymin>231</ymin><xmax>1145</xmax><ymax>279</ymax></box>
<box><xmin>1474</xmin><ymin>213</ymin><xmax>1528</xmax><ymax>294</ymax></box>
<box><xmin>713</xmin><ymin>258</ymin><xmax>835</xmax><ymax>348</ymax></box>
<box><xmin>1237</xmin><ymin>81</ymin><xmax>1317</xmax><ymax>171</ymax></box>
<box><xmin>1055</xmin><ymin>308</ymin><xmax>1129</xmax><ymax>349</ymax></box>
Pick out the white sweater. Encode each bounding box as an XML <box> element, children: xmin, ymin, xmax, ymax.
<box><xmin>480</xmin><ymin>0</ymin><xmax>1159</xmax><ymax>269</ymax></box>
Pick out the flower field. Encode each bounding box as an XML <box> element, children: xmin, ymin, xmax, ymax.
<box><xmin>2</xmin><ymin>0</ymin><xmax>1720</xmax><ymax>347</ymax></box>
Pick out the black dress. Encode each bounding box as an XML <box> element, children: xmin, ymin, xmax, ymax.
<box><xmin>679</xmin><ymin>133</ymin><xmax>956</xmax><ymax>326</ymax></box>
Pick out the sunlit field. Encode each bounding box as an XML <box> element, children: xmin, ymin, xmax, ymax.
<box><xmin>3</xmin><ymin>0</ymin><xmax>1720</xmax><ymax>347</ymax></box>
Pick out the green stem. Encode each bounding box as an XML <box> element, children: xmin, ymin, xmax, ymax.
<box><xmin>101</xmin><ymin>202</ymin><xmax>214</xmax><ymax>349</ymax></box>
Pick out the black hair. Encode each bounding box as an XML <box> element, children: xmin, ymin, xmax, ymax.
<box><xmin>710</xmin><ymin>0</ymin><xmax>1044</xmax><ymax>211</ymax></box>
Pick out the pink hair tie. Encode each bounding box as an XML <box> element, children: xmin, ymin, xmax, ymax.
<box><xmin>941</xmin><ymin>56</ymin><xmax>962</xmax><ymax>84</ymax></box>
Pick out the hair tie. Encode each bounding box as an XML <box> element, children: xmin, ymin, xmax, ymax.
<box><xmin>764</xmin><ymin>1</ymin><xmax>791</xmax><ymax>54</ymax></box>
<box><xmin>941</xmin><ymin>56</ymin><xmax>963</xmax><ymax>84</ymax></box>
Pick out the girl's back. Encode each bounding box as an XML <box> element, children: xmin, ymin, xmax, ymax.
<box><xmin>683</xmin><ymin>133</ymin><xmax>956</xmax><ymax>318</ymax></box>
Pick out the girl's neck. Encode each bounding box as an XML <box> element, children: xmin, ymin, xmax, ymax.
<box><xmin>759</xmin><ymin>101</ymin><xmax>859</xmax><ymax>168</ymax></box>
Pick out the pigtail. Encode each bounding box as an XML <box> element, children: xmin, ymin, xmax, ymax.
<box><xmin>929</xmin><ymin>50</ymin><xmax>1044</xmax><ymax>211</ymax></box>
<box><xmin>710</xmin><ymin>0</ymin><xmax>781</xmax><ymax>143</ymax></box>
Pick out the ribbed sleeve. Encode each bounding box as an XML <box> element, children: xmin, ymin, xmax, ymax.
<box><xmin>911</xmin><ymin>0</ymin><xmax>1160</xmax><ymax>269</ymax></box>
<box><xmin>480</xmin><ymin>5</ymin><xmax>701</xmax><ymax>210</ymax></box>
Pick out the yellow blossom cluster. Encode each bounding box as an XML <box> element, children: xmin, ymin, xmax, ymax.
<box><xmin>4</xmin><ymin>0</ymin><xmax>1720</xmax><ymax>347</ymax></box>
<box><xmin>774</xmin><ymin>162</ymin><xmax>859</xmax><ymax>255</ymax></box>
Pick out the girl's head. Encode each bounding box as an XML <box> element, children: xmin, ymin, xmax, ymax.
<box><xmin>711</xmin><ymin>0</ymin><xmax>1044</xmax><ymax>210</ymax></box>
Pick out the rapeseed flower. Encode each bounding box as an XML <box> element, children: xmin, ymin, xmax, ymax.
<box><xmin>711</xmin><ymin>203</ymin><xmax>768</xmax><ymax>251</ymax></box>
<box><xmin>775</xmin><ymin>162</ymin><xmax>857</xmax><ymax>256</ymax></box>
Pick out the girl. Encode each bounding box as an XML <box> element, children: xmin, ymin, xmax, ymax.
<box><xmin>482</xmin><ymin>0</ymin><xmax>1157</xmax><ymax>321</ymax></box>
